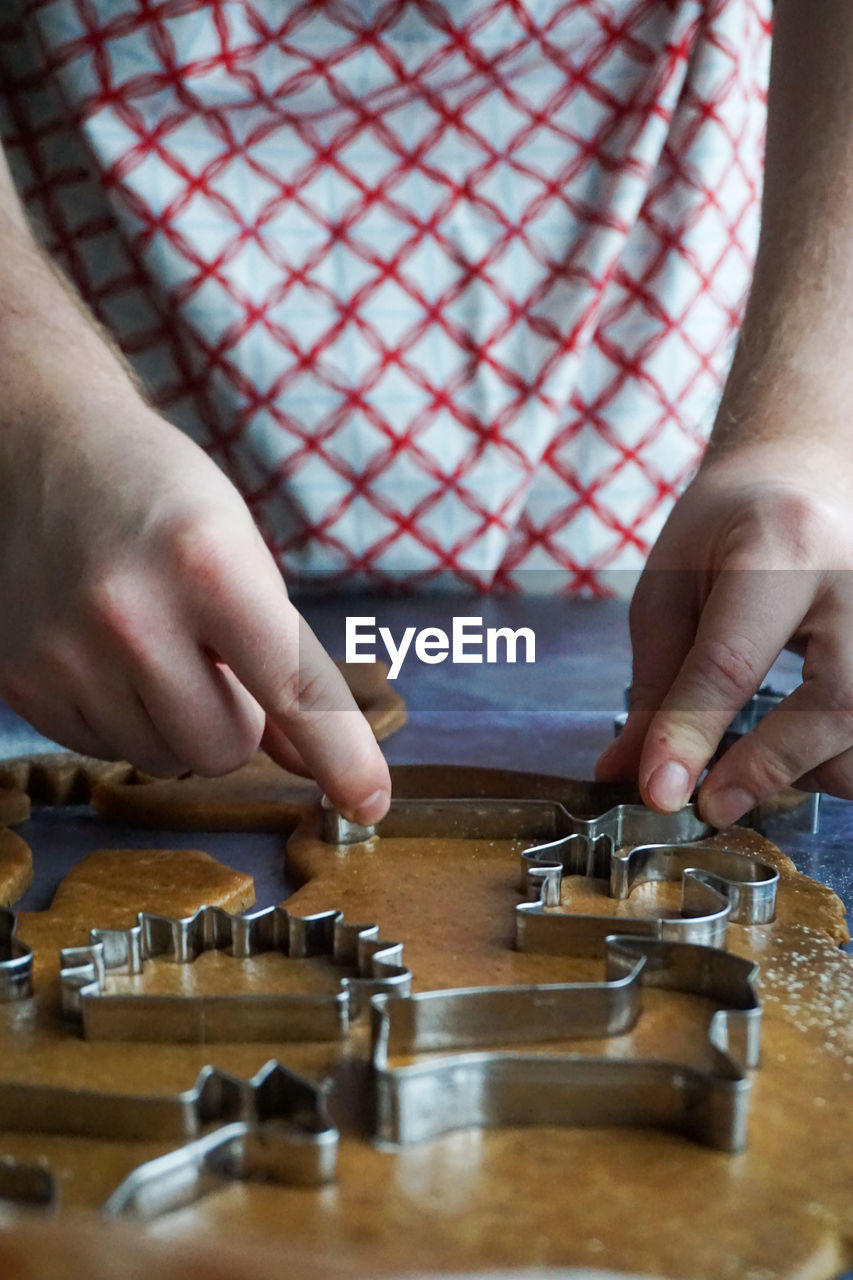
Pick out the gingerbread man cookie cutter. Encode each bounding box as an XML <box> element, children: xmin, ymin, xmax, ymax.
<box><xmin>59</xmin><ymin>904</ymin><xmax>411</xmax><ymax>1042</ymax></box>
<box><xmin>0</xmin><ymin>907</ymin><xmax>32</xmax><ymax>1002</ymax></box>
<box><xmin>371</xmin><ymin>935</ymin><xmax>761</xmax><ymax>1154</ymax></box>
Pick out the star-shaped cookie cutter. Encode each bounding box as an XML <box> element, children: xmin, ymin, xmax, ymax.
<box><xmin>0</xmin><ymin>1061</ymin><xmax>337</xmax><ymax>1215</ymax></box>
<box><xmin>59</xmin><ymin>905</ymin><xmax>410</xmax><ymax>1042</ymax></box>
<box><xmin>103</xmin><ymin>1116</ymin><xmax>336</xmax><ymax>1218</ymax></box>
<box><xmin>0</xmin><ymin>1057</ymin><xmax>338</xmax><ymax>1152</ymax></box>
<box><xmin>371</xmin><ymin>935</ymin><xmax>761</xmax><ymax>1154</ymax></box>
<box><xmin>0</xmin><ymin>907</ymin><xmax>32</xmax><ymax>1001</ymax></box>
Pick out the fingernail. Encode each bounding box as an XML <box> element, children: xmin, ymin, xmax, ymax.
<box><xmin>646</xmin><ymin>761</ymin><xmax>691</xmax><ymax>812</ymax></box>
<box><xmin>700</xmin><ymin>786</ymin><xmax>755</xmax><ymax>829</ymax></box>
<box><xmin>349</xmin><ymin>788</ymin><xmax>391</xmax><ymax>826</ymax></box>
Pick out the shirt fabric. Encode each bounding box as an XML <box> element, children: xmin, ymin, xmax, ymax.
<box><xmin>0</xmin><ymin>1</ymin><xmax>771</xmax><ymax>593</ymax></box>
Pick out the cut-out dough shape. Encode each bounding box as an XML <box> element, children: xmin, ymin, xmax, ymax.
<box><xmin>0</xmin><ymin>830</ymin><xmax>32</xmax><ymax>909</ymax></box>
<box><xmin>272</xmin><ymin>769</ymin><xmax>853</xmax><ymax>1277</ymax></box>
<box><xmin>91</xmin><ymin>752</ymin><xmax>322</xmax><ymax>832</ymax></box>
<box><xmin>0</xmin><ymin>790</ymin><xmax>30</xmax><ymax>828</ymax></box>
<box><xmin>0</xmin><ymin>753</ymin><xmax>141</xmax><ymax>806</ymax></box>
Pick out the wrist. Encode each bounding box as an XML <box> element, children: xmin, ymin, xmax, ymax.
<box><xmin>0</xmin><ymin>229</ymin><xmax>142</xmax><ymax>434</ymax></box>
<box><xmin>707</xmin><ymin>301</ymin><xmax>853</xmax><ymax>464</ymax></box>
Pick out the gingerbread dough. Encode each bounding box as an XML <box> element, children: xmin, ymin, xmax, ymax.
<box><xmin>334</xmin><ymin>659</ymin><xmax>407</xmax><ymax>741</ymax></box>
<box><xmin>0</xmin><ymin>770</ymin><xmax>849</xmax><ymax>1280</ymax></box>
<box><xmin>0</xmin><ymin>790</ymin><xmax>30</xmax><ymax>828</ymax></box>
<box><xmin>0</xmin><ymin>830</ymin><xmax>32</xmax><ymax>907</ymax></box>
<box><xmin>0</xmin><ymin>753</ymin><xmax>141</xmax><ymax>806</ymax></box>
<box><xmin>90</xmin><ymin>752</ymin><xmax>321</xmax><ymax>832</ymax></box>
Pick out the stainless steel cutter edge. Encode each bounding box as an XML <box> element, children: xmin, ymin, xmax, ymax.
<box><xmin>0</xmin><ymin>907</ymin><xmax>32</xmax><ymax>1002</ymax></box>
<box><xmin>0</xmin><ymin>1057</ymin><xmax>337</xmax><ymax>1144</ymax></box>
<box><xmin>520</xmin><ymin>833</ymin><xmax>779</xmax><ymax>923</ymax></box>
<box><xmin>322</xmin><ymin>794</ymin><xmax>714</xmax><ymax>850</ymax></box>
<box><xmin>59</xmin><ymin>904</ymin><xmax>411</xmax><ymax>1041</ymax></box>
<box><xmin>517</xmin><ymin>840</ymin><xmax>779</xmax><ymax>956</ymax></box>
<box><xmin>370</xmin><ymin>935</ymin><xmax>761</xmax><ymax>1154</ymax></box>
<box><xmin>323</xmin><ymin>793</ymin><xmax>778</xmax><ymax>953</ymax></box>
<box><xmin>0</xmin><ymin>1063</ymin><xmax>338</xmax><ymax>1218</ymax></box>
<box><xmin>102</xmin><ymin>1117</ymin><xmax>338</xmax><ymax>1219</ymax></box>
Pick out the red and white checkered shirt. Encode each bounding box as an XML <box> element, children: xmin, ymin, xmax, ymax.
<box><xmin>0</xmin><ymin>1</ymin><xmax>770</xmax><ymax>593</ymax></box>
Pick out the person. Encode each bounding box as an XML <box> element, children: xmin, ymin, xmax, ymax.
<box><xmin>0</xmin><ymin>1</ymin><xmax>848</xmax><ymax>830</ymax></box>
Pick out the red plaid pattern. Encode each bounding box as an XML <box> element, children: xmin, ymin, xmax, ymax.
<box><xmin>0</xmin><ymin>1</ymin><xmax>770</xmax><ymax>592</ymax></box>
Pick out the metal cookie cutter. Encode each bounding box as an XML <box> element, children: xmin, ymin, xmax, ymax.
<box><xmin>0</xmin><ymin>907</ymin><xmax>33</xmax><ymax>1001</ymax></box>
<box><xmin>371</xmin><ymin>935</ymin><xmax>761</xmax><ymax>1154</ymax></box>
<box><xmin>518</xmin><ymin>833</ymin><xmax>779</xmax><ymax>956</ymax></box>
<box><xmin>103</xmin><ymin>1117</ymin><xmax>336</xmax><ymax>1219</ymax></box>
<box><xmin>322</xmin><ymin>793</ymin><xmax>713</xmax><ymax>848</ymax></box>
<box><xmin>0</xmin><ymin>1057</ymin><xmax>337</xmax><ymax>1150</ymax></box>
<box><xmin>0</xmin><ymin>1156</ymin><xmax>58</xmax><ymax>1211</ymax></box>
<box><xmin>60</xmin><ymin>904</ymin><xmax>410</xmax><ymax>1042</ymax></box>
<box><xmin>322</xmin><ymin>794</ymin><xmax>777</xmax><ymax>951</ymax></box>
<box><xmin>617</xmin><ymin>683</ymin><xmax>823</xmax><ymax>834</ymax></box>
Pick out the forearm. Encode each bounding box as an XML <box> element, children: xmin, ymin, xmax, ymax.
<box><xmin>0</xmin><ymin>146</ymin><xmax>140</xmax><ymax>433</ymax></box>
<box><xmin>710</xmin><ymin>0</ymin><xmax>853</xmax><ymax>454</ymax></box>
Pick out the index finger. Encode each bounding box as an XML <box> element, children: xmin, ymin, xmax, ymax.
<box><xmin>638</xmin><ymin>568</ymin><xmax>816</xmax><ymax>812</ymax></box>
<box><xmin>197</xmin><ymin>558</ymin><xmax>391</xmax><ymax>826</ymax></box>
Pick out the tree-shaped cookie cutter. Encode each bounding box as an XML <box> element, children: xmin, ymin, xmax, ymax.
<box><xmin>60</xmin><ymin>905</ymin><xmax>410</xmax><ymax>1042</ymax></box>
<box><xmin>0</xmin><ymin>906</ymin><xmax>32</xmax><ymax>1001</ymax></box>
<box><xmin>323</xmin><ymin>796</ymin><xmax>779</xmax><ymax>952</ymax></box>
<box><xmin>371</xmin><ymin>935</ymin><xmax>761</xmax><ymax>1154</ymax></box>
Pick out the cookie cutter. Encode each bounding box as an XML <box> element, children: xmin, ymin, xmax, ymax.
<box><xmin>60</xmin><ymin>904</ymin><xmax>410</xmax><ymax>1041</ymax></box>
<box><xmin>322</xmin><ymin>794</ymin><xmax>712</xmax><ymax>849</ymax></box>
<box><xmin>371</xmin><ymin>935</ymin><xmax>761</xmax><ymax>1154</ymax></box>
<box><xmin>103</xmin><ymin>1117</ymin><xmax>336</xmax><ymax>1219</ymax></box>
<box><xmin>0</xmin><ymin>907</ymin><xmax>32</xmax><ymax>1001</ymax></box>
<box><xmin>518</xmin><ymin>835</ymin><xmax>778</xmax><ymax>956</ymax></box>
<box><xmin>0</xmin><ymin>1058</ymin><xmax>338</xmax><ymax>1148</ymax></box>
<box><xmin>616</xmin><ymin>683</ymin><xmax>822</xmax><ymax>834</ymax></box>
<box><xmin>0</xmin><ymin>1156</ymin><xmax>58</xmax><ymax>1211</ymax></box>
<box><xmin>322</xmin><ymin>796</ymin><xmax>776</xmax><ymax>953</ymax></box>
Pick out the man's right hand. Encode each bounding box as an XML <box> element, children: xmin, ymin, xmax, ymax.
<box><xmin>0</xmin><ymin>162</ymin><xmax>390</xmax><ymax>825</ymax></box>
